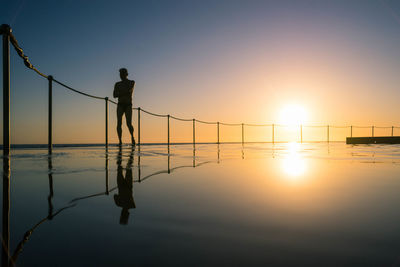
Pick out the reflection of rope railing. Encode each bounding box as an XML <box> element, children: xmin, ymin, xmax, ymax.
<box><xmin>134</xmin><ymin>159</ymin><xmax>215</xmax><ymax>183</ymax></box>
<box><xmin>10</xmin><ymin>203</ymin><xmax>76</xmax><ymax>264</ymax></box>
<box><xmin>69</xmin><ymin>187</ymin><xmax>117</xmax><ymax>203</ymax></box>
<box><xmin>2</xmin><ymin>23</ymin><xmax>400</xmax><ymax>155</ymax></box>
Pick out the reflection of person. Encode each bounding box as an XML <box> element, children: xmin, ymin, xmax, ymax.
<box><xmin>113</xmin><ymin>68</ymin><xmax>135</xmax><ymax>146</ymax></box>
<box><xmin>114</xmin><ymin>147</ymin><xmax>136</xmax><ymax>225</ymax></box>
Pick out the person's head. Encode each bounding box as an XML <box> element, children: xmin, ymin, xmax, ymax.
<box><xmin>119</xmin><ymin>68</ymin><xmax>128</xmax><ymax>80</ymax></box>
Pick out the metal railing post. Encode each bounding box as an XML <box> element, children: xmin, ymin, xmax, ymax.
<box><xmin>2</xmin><ymin>24</ymin><xmax>11</xmax><ymax>156</ymax></box>
<box><xmin>272</xmin><ymin>124</ymin><xmax>275</xmax><ymax>143</ymax></box>
<box><xmin>392</xmin><ymin>126</ymin><xmax>394</xmax><ymax>137</ymax></box>
<box><xmin>372</xmin><ymin>126</ymin><xmax>374</xmax><ymax>137</ymax></box>
<box><xmin>48</xmin><ymin>75</ymin><xmax>53</xmax><ymax>153</ymax></box>
<box><xmin>327</xmin><ymin>125</ymin><xmax>329</xmax><ymax>143</ymax></box>
<box><xmin>242</xmin><ymin>123</ymin><xmax>244</xmax><ymax>144</ymax></box>
<box><xmin>300</xmin><ymin>125</ymin><xmax>303</xmax><ymax>143</ymax></box>
<box><xmin>217</xmin><ymin>122</ymin><xmax>220</xmax><ymax>144</ymax></box>
<box><xmin>105</xmin><ymin>97</ymin><xmax>108</xmax><ymax>147</ymax></box>
<box><xmin>193</xmin><ymin>119</ymin><xmax>195</xmax><ymax>145</ymax></box>
<box><xmin>350</xmin><ymin>125</ymin><xmax>353</xmax><ymax>137</ymax></box>
<box><xmin>138</xmin><ymin>107</ymin><xmax>141</xmax><ymax>145</ymax></box>
<box><xmin>167</xmin><ymin>115</ymin><xmax>170</xmax><ymax>146</ymax></box>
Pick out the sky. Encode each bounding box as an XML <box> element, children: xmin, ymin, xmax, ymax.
<box><xmin>2</xmin><ymin>0</ymin><xmax>400</xmax><ymax>144</ymax></box>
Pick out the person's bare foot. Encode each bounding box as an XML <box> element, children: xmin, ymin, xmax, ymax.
<box><xmin>132</xmin><ymin>137</ymin><xmax>136</xmax><ymax>146</ymax></box>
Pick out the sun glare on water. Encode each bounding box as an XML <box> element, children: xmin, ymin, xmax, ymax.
<box><xmin>279</xmin><ymin>104</ymin><xmax>308</xmax><ymax>127</ymax></box>
<box><xmin>282</xmin><ymin>142</ymin><xmax>307</xmax><ymax>179</ymax></box>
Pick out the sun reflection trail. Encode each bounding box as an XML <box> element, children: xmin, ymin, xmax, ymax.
<box><xmin>281</xmin><ymin>142</ymin><xmax>307</xmax><ymax>179</ymax></box>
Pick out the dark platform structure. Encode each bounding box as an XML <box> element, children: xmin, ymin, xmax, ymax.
<box><xmin>346</xmin><ymin>136</ymin><xmax>400</xmax><ymax>144</ymax></box>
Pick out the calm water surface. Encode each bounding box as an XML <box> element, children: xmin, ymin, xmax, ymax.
<box><xmin>3</xmin><ymin>143</ymin><xmax>400</xmax><ymax>266</ymax></box>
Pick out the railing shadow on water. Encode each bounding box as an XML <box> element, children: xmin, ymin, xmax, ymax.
<box><xmin>0</xmin><ymin>143</ymin><xmax>238</xmax><ymax>266</ymax></box>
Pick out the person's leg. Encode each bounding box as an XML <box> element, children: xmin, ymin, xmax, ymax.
<box><xmin>125</xmin><ymin>106</ymin><xmax>135</xmax><ymax>145</ymax></box>
<box><xmin>117</xmin><ymin>104</ymin><xmax>123</xmax><ymax>145</ymax></box>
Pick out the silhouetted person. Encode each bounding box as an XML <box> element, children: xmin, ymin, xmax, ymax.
<box><xmin>114</xmin><ymin>147</ymin><xmax>136</xmax><ymax>225</ymax></box>
<box><xmin>113</xmin><ymin>68</ymin><xmax>135</xmax><ymax>145</ymax></box>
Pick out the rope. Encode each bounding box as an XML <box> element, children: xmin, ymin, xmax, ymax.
<box><xmin>9</xmin><ymin>32</ymin><xmax>48</xmax><ymax>79</ymax></box>
<box><xmin>53</xmin><ymin>79</ymin><xmax>105</xmax><ymax>100</ymax></box>
<box><xmin>220</xmin><ymin>122</ymin><xmax>242</xmax><ymax>126</ymax></box>
<box><xmin>352</xmin><ymin>126</ymin><xmax>373</xmax><ymax>128</ymax></box>
<box><xmin>245</xmin><ymin>123</ymin><xmax>272</xmax><ymax>127</ymax></box>
<box><xmin>302</xmin><ymin>125</ymin><xmax>326</xmax><ymax>128</ymax></box>
<box><xmin>329</xmin><ymin>126</ymin><xmax>350</xmax><ymax>128</ymax></box>
<box><xmin>141</xmin><ymin>108</ymin><xmax>168</xmax><ymax>118</ymax></box>
<box><xmin>195</xmin><ymin>119</ymin><xmax>217</xmax><ymax>125</ymax></box>
<box><xmin>170</xmin><ymin>115</ymin><xmax>192</xmax><ymax>122</ymax></box>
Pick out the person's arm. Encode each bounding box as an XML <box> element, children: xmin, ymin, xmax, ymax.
<box><xmin>129</xmin><ymin>80</ymin><xmax>135</xmax><ymax>94</ymax></box>
<box><xmin>113</xmin><ymin>83</ymin><xmax>119</xmax><ymax>98</ymax></box>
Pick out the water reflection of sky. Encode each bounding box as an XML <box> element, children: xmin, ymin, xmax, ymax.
<box><xmin>4</xmin><ymin>143</ymin><xmax>400</xmax><ymax>266</ymax></box>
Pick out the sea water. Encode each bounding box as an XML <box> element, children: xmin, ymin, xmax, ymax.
<box><xmin>3</xmin><ymin>143</ymin><xmax>400</xmax><ymax>266</ymax></box>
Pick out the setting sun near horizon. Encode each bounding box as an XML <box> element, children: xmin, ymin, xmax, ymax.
<box><xmin>278</xmin><ymin>104</ymin><xmax>308</xmax><ymax>127</ymax></box>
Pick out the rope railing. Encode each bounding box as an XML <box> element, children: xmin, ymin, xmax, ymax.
<box><xmin>170</xmin><ymin>115</ymin><xmax>192</xmax><ymax>122</ymax></box>
<box><xmin>2</xmin><ymin>23</ymin><xmax>400</xmax><ymax>155</ymax></box>
<box><xmin>195</xmin><ymin>119</ymin><xmax>217</xmax><ymax>125</ymax></box>
<box><xmin>53</xmin><ymin>78</ymin><xmax>105</xmax><ymax>100</ymax></box>
<box><xmin>220</xmin><ymin>122</ymin><xmax>242</xmax><ymax>126</ymax></box>
<box><xmin>244</xmin><ymin>123</ymin><xmax>272</xmax><ymax>127</ymax></box>
<box><xmin>140</xmin><ymin>108</ymin><xmax>168</xmax><ymax>118</ymax></box>
<box><xmin>8</xmin><ymin>31</ymin><xmax>48</xmax><ymax>79</ymax></box>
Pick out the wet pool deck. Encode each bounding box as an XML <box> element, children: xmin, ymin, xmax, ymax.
<box><xmin>3</xmin><ymin>143</ymin><xmax>400</xmax><ymax>266</ymax></box>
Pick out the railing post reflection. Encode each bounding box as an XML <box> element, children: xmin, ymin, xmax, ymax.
<box><xmin>272</xmin><ymin>124</ymin><xmax>275</xmax><ymax>144</ymax></box>
<box><xmin>300</xmin><ymin>125</ymin><xmax>303</xmax><ymax>143</ymax></box>
<box><xmin>217</xmin><ymin>144</ymin><xmax>220</xmax><ymax>163</ymax></box>
<box><xmin>350</xmin><ymin>125</ymin><xmax>353</xmax><ymax>137</ymax></box>
<box><xmin>168</xmin><ymin>153</ymin><xmax>170</xmax><ymax>174</ymax></box>
<box><xmin>105</xmin><ymin>150</ymin><xmax>109</xmax><ymax>195</ymax></box>
<box><xmin>193</xmin><ymin>146</ymin><xmax>196</xmax><ymax>167</ymax></box>
<box><xmin>47</xmin><ymin>156</ymin><xmax>54</xmax><ymax>220</ymax></box>
<box><xmin>372</xmin><ymin>125</ymin><xmax>374</xmax><ymax>137</ymax></box>
<box><xmin>137</xmin><ymin>146</ymin><xmax>141</xmax><ymax>182</ymax></box>
<box><xmin>272</xmin><ymin>143</ymin><xmax>275</xmax><ymax>158</ymax></box>
<box><xmin>2</xmin><ymin>156</ymin><xmax>10</xmax><ymax>267</ymax></box>
<box><xmin>392</xmin><ymin>126</ymin><xmax>394</xmax><ymax>137</ymax></box>
<box><xmin>327</xmin><ymin>125</ymin><xmax>330</xmax><ymax>143</ymax></box>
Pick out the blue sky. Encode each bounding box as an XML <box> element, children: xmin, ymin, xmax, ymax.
<box><xmin>2</xmin><ymin>0</ymin><xmax>400</xmax><ymax>143</ymax></box>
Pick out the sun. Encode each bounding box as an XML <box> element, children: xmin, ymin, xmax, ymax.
<box><xmin>279</xmin><ymin>104</ymin><xmax>308</xmax><ymax>126</ymax></box>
